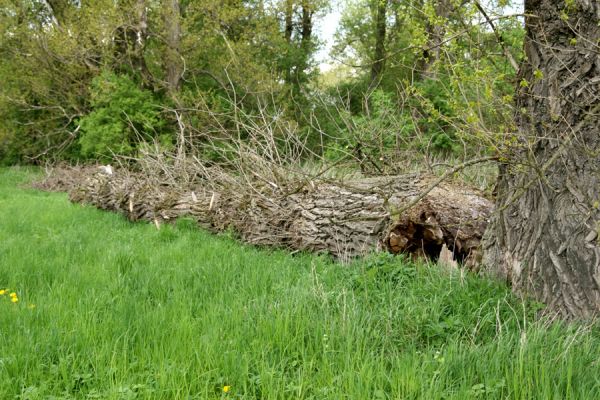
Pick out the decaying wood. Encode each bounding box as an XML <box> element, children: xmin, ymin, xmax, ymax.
<box><xmin>61</xmin><ymin>166</ymin><xmax>493</xmax><ymax>263</ymax></box>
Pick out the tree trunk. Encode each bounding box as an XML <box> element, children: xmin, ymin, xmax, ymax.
<box><xmin>482</xmin><ymin>0</ymin><xmax>600</xmax><ymax>319</ymax></box>
<box><xmin>113</xmin><ymin>0</ymin><xmax>151</xmax><ymax>84</ymax></box>
<box><xmin>417</xmin><ymin>0</ymin><xmax>451</xmax><ymax>80</ymax></box>
<box><xmin>164</xmin><ymin>0</ymin><xmax>182</xmax><ymax>94</ymax></box>
<box><xmin>134</xmin><ymin>0</ymin><xmax>150</xmax><ymax>80</ymax></box>
<box><xmin>370</xmin><ymin>0</ymin><xmax>388</xmax><ymax>89</ymax></box>
<box><xmin>64</xmin><ymin>168</ymin><xmax>492</xmax><ymax>264</ymax></box>
<box><xmin>296</xmin><ymin>0</ymin><xmax>313</xmax><ymax>86</ymax></box>
<box><xmin>44</xmin><ymin>0</ymin><xmax>67</xmax><ymax>26</ymax></box>
<box><xmin>300</xmin><ymin>0</ymin><xmax>312</xmax><ymax>47</ymax></box>
<box><xmin>284</xmin><ymin>0</ymin><xmax>294</xmax><ymax>85</ymax></box>
<box><xmin>285</xmin><ymin>0</ymin><xmax>294</xmax><ymax>44</ymax></box>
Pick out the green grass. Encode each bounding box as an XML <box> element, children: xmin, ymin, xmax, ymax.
<box><xmin>1</xmin><ymin>166</ymin><xmax>599</xmax><ymax>399</ymax></box>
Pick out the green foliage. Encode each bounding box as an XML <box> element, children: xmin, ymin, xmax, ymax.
<box><xmin>78</xmin><ymin>72</ymin><xmax>165</xmax><ymax>158</ymax></box>
<box><xmin>411</xmin><ymin>78</ymin><xmax>458</xmax><ymax>153</ymax></box>
<box><xmin>326</xmin><ymin>0</ymin><xmax>523</xmax><ymax>162</ymax></box>
<box><xmin>1</xmin><ymin>168</ymin><xmax>600</xmax><ymax>399</ymax></box>
<box><xmin>0</xmin><ymin>0</ymin><xmax>132</xmax><ymax>164</ymax></box>
<box><xmin>318</xmin><ymin>86</ymin><xmax>456</xmax><ymax>167</ymax></box>
<box><xmin>345</xmin><ymin>90</ymin><xmax>416</xmax><ymax>156</ymax></box>
<box><xmin>0</xmin><ymin>0</ymin><xmax>524</xmax><ymax>168</ymax></box>
<box><xmin>0</xmin><ymin>0</ymin><xmax>328</xmax><ymax>164</ymax></box>
<box><xmin>0</xmin><ymin>106</ymin><xmax>26</xmax><ymax>166</ymax></box>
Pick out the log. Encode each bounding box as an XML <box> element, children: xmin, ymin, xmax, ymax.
<box><xmin>64</xmin><ymin>167</ymin><xmax>493</xmax><ymax>264</ymax></box>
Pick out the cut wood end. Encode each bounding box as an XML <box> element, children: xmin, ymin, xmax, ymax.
<box><xmin>438</xmin><ymin>244</ymin><xmax>459</xmax><ymax>271</ymax></box>
<box><xmin>209</xmin><ymin>192</ymin><xmax>217</xmax><ymax>211</ymax></box>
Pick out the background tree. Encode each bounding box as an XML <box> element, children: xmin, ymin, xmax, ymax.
<box><xmin>0</xmin><ymin>0</ymin><xmax>330</xmax><ymax>163</ymax></box>
<box><xmin>0</xmin><ymin>0</ymin><xmax>118</xmax><ymax>163</ymax></box>
<box><xmin>325</xmin><ymin>0</ymin><xmax>521</xmax><ymax>163</ymax></box>
<box><xmin>0</xmin><ymin>0</ymin><xmax>522</xmax><ymax>165</ymax></box>
<box><xmin>415</xmin><ymin>0</ymin><xmax>452</xmax><ymax>80</ymax></box>
<box><xmin>277</xmin><ymin>0</ymin><xmax>326</xmax><ymax>95</ymax></box>
<box><xmin>369</xmin><ymin>0</ymin><xmax>388</xmax><ymax>89</ymax></box>
<box><xmin>162</xmin><ymin>0</ymin><xmax>182</xmax><ymax>94</ymax></box>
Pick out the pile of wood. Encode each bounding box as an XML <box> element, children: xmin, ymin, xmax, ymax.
<box><xmin>56</xmin><ymin>165</ymin><xmax>493</xmax><ymax>265</ymax></box>
<box><xmin>30</xmin><ymin>165</ymin><xmax>100</xmax><ymax>193</ymax></box>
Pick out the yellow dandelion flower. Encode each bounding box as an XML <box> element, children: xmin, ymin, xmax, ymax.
<box><xmin>0</xmin><ymin>290</ymin><xmax>6</xmax><ymax>295</ymax></box>
<box><xmin>223</xmin><ymin>385</ymin><xmax>231</xmax><ymax>393</ymax></box>
<box><xmin>9</xmin><ymin>292</ymin><xmax>17</xmax><ymax>298</ymax></box>
<box><xmin>11</xmin><ymin>297</ymin><xmax>18</xmax><ymax>303</ymax></box>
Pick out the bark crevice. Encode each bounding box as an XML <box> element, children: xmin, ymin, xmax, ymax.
<box><xmin>482</xmin><ymin>0</ymin><xmax>600</xmax><ymax>319</ymax></box>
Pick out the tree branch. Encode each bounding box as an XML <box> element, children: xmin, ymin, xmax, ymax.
<box><xmin>474</xmin><ymin>1</ymin><xmax>520</xmax><ymax>72</ymax></box>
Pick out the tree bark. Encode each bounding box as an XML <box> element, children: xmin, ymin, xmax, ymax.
<box><xmin>370</xmin><ymin>0</ymin><xmax>388</xmax><ymax>89</ymax></box>
<box><xmin>134</xmin><ymin>0</ymin><xmax>150</xmax><ymax>80</ymax></box>
<box><xmin>65</xmin><ymin>168</ymin><xmax>492</xmax><ymax>264</ymax></box>
<box><xmin>285</xmin><ymin>0</ymin><xmax>294</xmax><ymax>44</ymax></box>
<box><xmin>164</xmin><ymin>0</ymin><xmax>182</xmax><ymax>93</ymax></box>
<box><xmin>482</xmin><ymin>0</ymin><xmax>600</xmax><ymax>319</ymax></box>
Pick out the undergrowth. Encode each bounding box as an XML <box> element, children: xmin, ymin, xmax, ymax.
<box><xmin>0</xmin><ymin>167</ymin><xmax>599</xmax><ymax>399</ymax></box>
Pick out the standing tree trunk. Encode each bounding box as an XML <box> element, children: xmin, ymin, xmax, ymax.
<box><xmin>482</xmin><ymin>0</ymin><xmax>600</xmax><ymax>319</ymax></box>
<box><xmin>44</xmin><ymin>0</ymin><xmax>67</xmax><ymax>26</ymax></box>
<box><xmin>134</xmin><ymin>0</ymin><xmax>150</xmax><ymax>81</ymax></box>
<box><xmin>297</xmin><ymin>0</ymin><xmax>313</xmax><ymax>86</ymax></box>
<box><xmin>114</xmin><ymin>0</ymin><xmax>152</xmax><ymax>84</ymax></box>
<box><xmin>300</xmin><ymin>0</ymin><xmax>312</xmax><ymax>49</ymax></box>
<box><xmin>163</xmin><ymin>0</ymin><xmax>182</xmax><ymax>94</ymax></box>
<box><xmin>370</xmin><ymin>0</ymin><xmax>388</xmax><ymax>89</ymax></box>
<box><xmin>284</xmin><ymin>0</ymin><xmax>294</xmax><ymax>85</ymax></box>
<box><xmin>417</xmin><ymin>0</ymin><xmax>451</xmax><ymax>80</ymax></box>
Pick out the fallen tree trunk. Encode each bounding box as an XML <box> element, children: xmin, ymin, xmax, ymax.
<box><xmin>63</xmin><ymin>167</ymin><xmax>493</xmax><ymax>264</ymax></box>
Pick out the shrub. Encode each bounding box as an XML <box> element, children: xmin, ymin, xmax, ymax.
<box><xmin>78</xmin><ymin>71</ymin><xmax>164</xmax><ymax>159</ymax></box>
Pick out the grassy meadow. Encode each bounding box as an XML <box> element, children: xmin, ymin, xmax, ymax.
<box><xmin>0</xmin><ymin>167</ymin><xmax>599</xmax><ymax>399</ymax></box>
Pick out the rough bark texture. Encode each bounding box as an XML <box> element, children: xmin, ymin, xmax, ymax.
<box><xmin>61</xmin><ymin>168</ymin><xmax>492</xmax><ymax>263</ymax></box>
<box><xmin>482</xmin><ymin>0</ymin><xmax>600</xmax><ymax>318</ymax></box>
